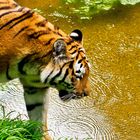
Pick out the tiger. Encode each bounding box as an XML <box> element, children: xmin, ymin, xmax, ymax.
<box><xmin>0</xmin><ymin>0</ymin><xmax>90</xmax><ymax>138</ymax></box>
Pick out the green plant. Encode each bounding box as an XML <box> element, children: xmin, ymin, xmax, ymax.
<box><xmin>0</xmin><ymin>119</ymin><xmax>43</xmax><ymax>140</ymax></box>
<box><xmin>62</xmin><ymin>0</ymin><xmax>140</xmax><ymax>19</ymax></box>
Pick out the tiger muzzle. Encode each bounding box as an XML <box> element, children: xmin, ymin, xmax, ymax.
<box><xmin>59</xmin><ymin>90</ymin><xmax>88</xmax><ymax>101</ymax></box>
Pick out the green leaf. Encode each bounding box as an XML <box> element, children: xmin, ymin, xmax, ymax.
<box><xmin>120</xmin><ymin>0</ymin><xmax>140</xmax><ymax>5</ymax></box>
<box><xmin>62</xmin><ymin>0</ymin><xmax>140</xmax><ymax>19</ymax></box>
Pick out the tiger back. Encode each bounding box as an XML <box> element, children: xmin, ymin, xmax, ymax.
<box><xmin>0</xmin><ymin>0</ymin><xmax>90</xmax><ymax>104</ymax></box>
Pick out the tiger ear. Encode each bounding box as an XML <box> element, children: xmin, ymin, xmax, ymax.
<box><xmin>70</xmin><ymin>29</ymin><xmax>83</xmax><ymax>42</ymax></box>
<box><xmin>53</xmin><ymin>39</ymin><xmax>67</xmax><ymax>58</ymax></box>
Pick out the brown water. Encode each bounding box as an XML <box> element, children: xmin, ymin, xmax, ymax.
<box><xmin>17</xmin><ymin>1</ymin><xmax>140</xmax><ymax>139</ymax></box>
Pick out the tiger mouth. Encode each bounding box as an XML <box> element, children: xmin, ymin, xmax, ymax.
<box><xmin>59</xmin><ymin>90</ymin><xmax>84</xmax><ymax>101</ymax></box>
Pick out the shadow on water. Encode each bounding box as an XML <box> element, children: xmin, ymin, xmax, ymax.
<box><xmin>17</xmin><ymin>0</ymin><xmax>140</xmax><ymax>139</ymax></box>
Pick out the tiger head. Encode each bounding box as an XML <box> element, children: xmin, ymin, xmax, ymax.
<box><xmin>41</xmin><ymin>29</ymin><xmax>90</xmax><ymax>101</ymax></box>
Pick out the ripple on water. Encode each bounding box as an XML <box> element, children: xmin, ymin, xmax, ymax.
<box><xmin>46</xmin><ymin>88</ymin><xmax>117</xmax><ymax>140</ymax></box>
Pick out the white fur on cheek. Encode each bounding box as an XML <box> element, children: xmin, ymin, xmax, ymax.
<box><xmin>40</xmin><ymin>63</ymin><xmax>54</xmax><ymax>83</ymax></box>
<box><xmin>80</xmin><ymin>66</ymin><xmax>85</xmax><ymax>74</ymax></box>
<box><xmin>74</xmin><ymin>61</ymin><xmax>85</xmax><ymax>77</ymax></box>
<box><xmin>74</xmin><ymin>61</ymin><xmax>81</xmax><ymax>72</ymax></box>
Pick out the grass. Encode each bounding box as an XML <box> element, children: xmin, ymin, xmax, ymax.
<box><xmin>0</xmin><ymin>118</ymin><xmax>43</xmax><ymax>140</ymax></box>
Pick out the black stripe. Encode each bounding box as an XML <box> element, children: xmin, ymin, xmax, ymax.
<box><xmin>49</xmin><ymin>63</ymin><xmax>68</xmax><ymax>84</ymax></box>
<box><xmin>44</xmin><ymin>69</ymin><xmax>54</xmax><ymax>83</ymax></box>
<box><xmin>78</xmin><ymin>57</ymin><xmax>86</xmax><ymax>64</ymax></box>
<box><xmin>0</xmin><ymin>9</ymin><xmax>31</xmax><ymax>30</ymax></box>
<box><xmin>35</xmin><ymin>19</ymin><xmax>48</xmax><ymax>27</ymax></box>
<box><xmin>49</xmin><ymin>70</ymin><xmax>62</xmax><ymax>85</ymax></box>
<box><xmin>72</xmin><ymin>69</ymin><xmax>82</xmax><ymax>80</ymax></box>
<box><xmin>26</xmin><ymin>103</ymin><xmax>43</xmax><ymax>111</ymax></box>
<box><xmin>78</xmin><ymin>50</ymin><xmax>85</xmax><ymax>53</ymax></box>
<box><xmin>70</xmin><ymin>49</ymin><xmax>77</xmax><ymax>55</ymax></box>
<box><xmin>6</xmin><ymin>64</ymin><xmax>12</xmax><ymax>80</ymax></box>
<box><xmin>72</xmin><ymin>66</ymin><xmax>83</xmax><ymax>80</ymax></box>
<box><xmin>76</xmin><ymin>75</ymin><xmax>82</xmax><ymax>80</ymax></box>
<box><xmin>0</xmin><ymin>6</ymin><xmax>12</xmax><ymax>10</ymax></box>
<box><xmin>64</xmin><ymin>81</ymin><xmax>73</xmax><ymax>88</ymax></box>
<box><xmin>25</xmin><ymin>87</ymin><xmax>39</xmax><ymax>94</ymax></box>
<box><xmin>0</xmin><ymin>7</ymin><xmax>24</xmax><ymax>18</ymax></box>
<box><xmin>0</xmin><ymin>3</ymin><xmax>18</xmax><ymax>10</ymax></box>
<box><xmin>8</xmin><ymin>10</ymin><xmax>34</xmax><ymax>29</ymax></box>
<box><xmin>69</xmin><ymin>45</ymin><xmax>76</xmax><ymax>51</ymax></box>
<box><xmin>28</xmin><ymin>30</ymin><xmax>49</xmax><ymax>39</ymax></box>
<box><xmin>24</xmin><ymin>86</ymin><xmax>46</xmax><ymax>94</ymax></box>
<box><xmin>76</xmin><ymin>70</ymin><xmax>81</xmax><ymax>73</ymax></box>
<box><xmin>59</xmin><ymin>68</ymin><xmax>69</xmax><ymax>83</ymax></box>
<box><xmin>69</xmin><ymin>61</ymin><xmax>74</xmax><ymax>69</ymax></box>
<box><xmin>14</xmin><ymin>25</ymin><xmax>28</xmax><ymax>37</ymax></box>
<box><xmin>18</xmin><ymin>53</ymin><xmax>37</xmax><ymax>75</ymax></box>
<box><xmin>72</xmin><ymin>68</ymin><xmax>75</xmax><ymax>75</ymax></box>
<box><xmin>57</xmin><ymin>32</ymin><xmax>63</xmax><ymax>37</ymax></box>
<box><xmin>67</xmin><ymin>39</ymin><xmax>74</xmax><ymax>45</ymax></box>
<box><xmin>76</xmin><ymin>53</ymin><xmax>79</xmax><ymax>60</ymax></box>
<box><xmin>45</xmin><ymin>38</ymin><xmax>54</xmax><ymax>46</ymax></box>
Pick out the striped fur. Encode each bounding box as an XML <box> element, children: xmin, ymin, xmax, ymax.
<box><xmin>0</xmin><ymin>0</ymin><xmax>90</xmax><ymax>113</ymax></box>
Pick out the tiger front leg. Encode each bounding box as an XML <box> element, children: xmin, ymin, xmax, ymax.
<box><xmin>24</xmin><ymin>86</ymin><xmax>46</xmax><ymax>120</ymax></box>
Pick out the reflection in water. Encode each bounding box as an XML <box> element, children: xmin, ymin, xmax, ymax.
<box><xmin>17</xmin><ymin>1</ymin><xmax>140</xmax><ymax>139</ymax></box>
<box><xmin>45</xmin><ymin>88</ymin><xmax>116</xmax><ymax>140</ymax></box>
